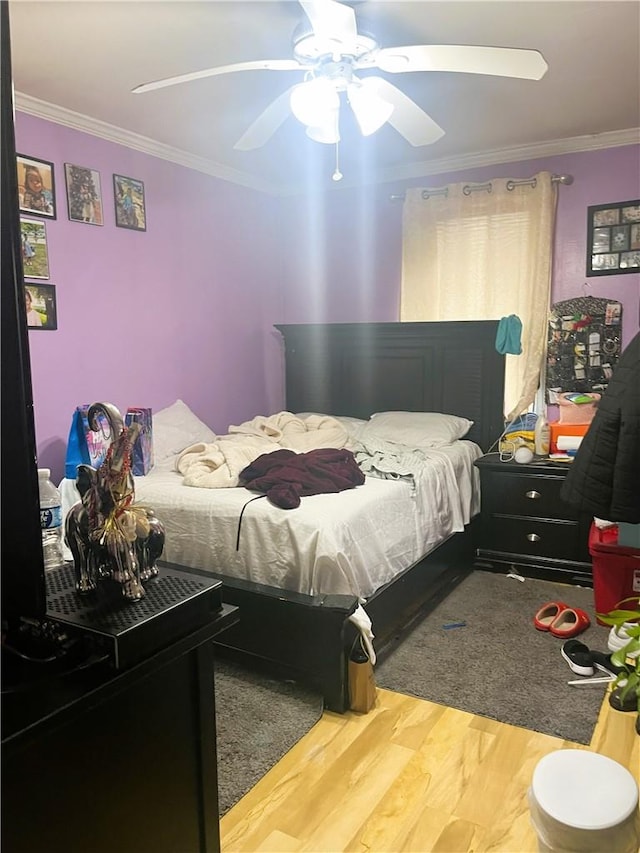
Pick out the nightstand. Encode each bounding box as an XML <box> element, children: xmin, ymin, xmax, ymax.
<box><xmin>474</xmin><ymin>453</ymin><xmax>592</xmax><ymax>585</ymax></box>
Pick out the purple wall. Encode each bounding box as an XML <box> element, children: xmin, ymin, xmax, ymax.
<box><xmin>16</xmin><ymin>112</ymin><xmax>288</xmax><ymax>482</ymax></box>
<box><xmin>281</xmin><ymin>145</ymin><xmax>640</xmax><ymax>347</ymax></box>
<box><xmin>278</xmin><ymin>184</ymin><xmax>404</xmax><ymax>322</ymax></box>
<box><xmin>16</xmin><ymin>108</ymin><xmax>639</xmax><ymax>482</ymax></box>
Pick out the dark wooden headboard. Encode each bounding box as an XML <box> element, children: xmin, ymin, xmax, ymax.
<box><xmin>275</xmin><ymin>321</ymin><xmax>505</xmax><ymax>452</ymax></box>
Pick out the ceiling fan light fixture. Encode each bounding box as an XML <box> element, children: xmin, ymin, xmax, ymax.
<box><xmin>305</xmin><ymin>121</ymin><xmax>340</xmax><ymax>144</ymax></box>
<box><xmin>132</xmin><ymin>0</ymin><xmax>551</xmax><ymax>155</ymax></box>
<box><xmin>290</xmin><ymin>77</ymin><xmax>339</xmax><ymax>128</ymax></box>
<box><xmin>347</xmin><ymin>79</ymin><xmax>394</xmax><ymax>136</ymax></box>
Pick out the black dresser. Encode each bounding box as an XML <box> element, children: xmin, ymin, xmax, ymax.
<box><xmin>474</xmin><ymin>453</ymin><xmax>592</xmax><ymax>585</ymax></box>
<box><xmin>2</xmin><ymin>577</ymin><xmax>239</xmax><ymax>853</ymax></box>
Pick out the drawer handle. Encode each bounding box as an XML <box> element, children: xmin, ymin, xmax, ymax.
<box><xmin>527</xmin><ymin>533</ymin><xmax>541</xmax><ymax>542</ymax></box>
<box><xmin>525</xmin><ymin>490</ymin><xmax>541</xmax><ymax>499</ymax></box>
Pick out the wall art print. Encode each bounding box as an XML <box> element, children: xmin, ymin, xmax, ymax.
<box><xmin>25</xmin><ymin>283</ymin><xmax>57</xmax><ymax>330</ymax></box>
<box><xmin>17</xmin><ymin>154</ymin><xmax>56</xmax><ymax>219</ymax></box>
<box><xmin>113</xmin><ymin>174</ymin><xmax>146</xmax><ymax>231</ymax></box>
<box><xmin>586</xmin><ymin>199</ymin><xmax>640</xmax><ymax>276</ymax></box>
<box><xmin>65</xmin><ymin>163</ymin><xmax>104</xmax><ymax>225</ymax></box>
<box><xmin>20</xmin><ymin>216</ymin><xmax>50</xmax><ymax>279</ymax></box>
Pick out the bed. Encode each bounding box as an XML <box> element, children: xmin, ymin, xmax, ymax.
<box><xmin>134</xmin><ymin>440</ymin><xmax>482</xmax><ymax>599</ymax></box>
<box><xmin>110</xmin><ymin>321</ymin><xmax>505</xmax><ymax>711</ymax></box>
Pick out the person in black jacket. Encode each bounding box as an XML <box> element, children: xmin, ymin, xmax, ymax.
<box><xmin>560</xmin><ymin>331</ymin><xmax>640</xmax><ymax>523</ymax></box>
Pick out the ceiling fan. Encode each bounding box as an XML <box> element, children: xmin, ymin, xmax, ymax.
<box><xmin>132</xmin><ymin>0</ymin><xmax>548</xmax><ymax>153</ymax></box>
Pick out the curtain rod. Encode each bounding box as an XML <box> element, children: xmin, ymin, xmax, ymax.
<box><xmin>389</xmin><ymin>173</ymin><xmax>574</xmax><ymax>201</ymax></box>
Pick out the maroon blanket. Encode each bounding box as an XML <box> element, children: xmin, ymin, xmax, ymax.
<box><xmin>239</xmin><ymin>448</ymin><xmax>365</xmax><ymax>509</ymax></box>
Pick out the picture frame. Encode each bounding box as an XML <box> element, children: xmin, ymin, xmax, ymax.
<box><xmin>113</xmin><ymin>174</ymin><xmax>146</xmax><ymax>231</ymax></box>
<box><xmin>20</xmin><ymin>216</ymin><xmax>50</xmax><ymax>279</ymax></box>
<box><xmin>24</xmin><ymin>283</ymin><xmax>57</xmax><ymax>330</ymax></box>
<box><xmin>17</xmin><ymin>154</ymin><xmax>56</xmax><ymax>219</ymax></box>
<box><xmin>64</xmin><ymin>163</ymin><xmax>104</xmax><ymax>225</ymax></box>
<box><xmin>586</xmin><ymin>199</ymin><xmax>640</xmax><ymax>276</ymax></box>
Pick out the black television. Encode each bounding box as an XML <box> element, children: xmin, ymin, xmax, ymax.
<box><xmin>1</xmin><ymin>0</ymin><xmax>48</xmax><ymax>628</ymax></box>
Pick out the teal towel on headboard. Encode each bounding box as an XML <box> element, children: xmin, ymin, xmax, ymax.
<box><xmin>496</xmin><ymin>314</ymin><xmax>523</xmax><ymax>355</ymax></box>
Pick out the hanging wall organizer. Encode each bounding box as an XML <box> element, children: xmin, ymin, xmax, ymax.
<box><xmin>546</xmin><ymin>295</ymin><xmax>622</xmax><ymax>403</ymax></box>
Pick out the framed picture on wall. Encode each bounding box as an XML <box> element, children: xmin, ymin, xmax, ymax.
<box><xmin>20</xmin><ymin>216</ymin><xmax>50</xmax><ymax>279</ymax></box>
<box><xmin>24</xmin><ymin>283</ymin><xmax>57</xmax><ymax>330</ymax></box>
<box><xmin>113</xmin><ymin>173</ymin><xmax>146</xmax><ymax>231</ymax></box>
<box><xmin>17</xmin><ymin>154</ymin><xmax>56</xmax><ymax>219</ymax></box>
<box><xmin>587</xmin><ymin>199</ymin><xmax>640</xmax><ymax>276</ymax></box>
<box><xmin>64</xmin><ymin>163</ymin><xmax>104</xmax><ymax>225</ymax></box>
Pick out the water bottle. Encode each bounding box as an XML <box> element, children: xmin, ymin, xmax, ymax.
<box><xmin>38</xmin><ymin>468</ymin><xmax>63</xmax><ymax>570</ymax></box>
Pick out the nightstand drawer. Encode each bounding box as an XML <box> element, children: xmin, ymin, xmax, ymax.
<box><xmin>481</xmin><ymin>470</ymin><xmax>574</xmax><ymax>520</ymax></box>
<box><xmin>482</xmin><ymin>516</ymin><xmax>584</xmax><ymax>561</ymax></box>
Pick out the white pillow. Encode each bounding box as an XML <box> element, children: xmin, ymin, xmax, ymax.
<box><xmin>361</xmin><ymin>411</ymin><xmax>473</xmax><ymax>448</ymax></box>
<box><xmin>153</xmin><ymin>399</ymin><xmax>217</xmax><ymax>463</ymax></box>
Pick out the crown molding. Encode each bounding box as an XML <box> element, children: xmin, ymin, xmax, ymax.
<box><xmin>14</xmin><ymin>92</ymin><xmax>281</xmax><ymax>195</ymax></box>
<box><xmin>373</xmin><ymin>127</ymin><xmax>640</xmax><ymax>186</ymax></box>
<box><xmin>14</xmin><ymin>92</ymin><xmax>639</xmax><ymax>196</ymax></box>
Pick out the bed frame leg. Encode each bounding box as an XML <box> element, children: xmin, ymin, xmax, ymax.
<box><xmin>209</xmin><ymin>582</ymin><xmax>359</xmax><ymax>713</ymax></box>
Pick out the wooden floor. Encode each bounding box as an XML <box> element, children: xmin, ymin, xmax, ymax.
<box><xmin>220</xmin><ymin>687</ymin><xmax>639</xmax><ymax>852</ymax></box>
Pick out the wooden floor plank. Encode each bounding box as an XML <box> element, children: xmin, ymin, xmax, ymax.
<box><xmin>220</xmin><ymin>686</ymin><xmax>638</xmax><ymax>853</ymax></box>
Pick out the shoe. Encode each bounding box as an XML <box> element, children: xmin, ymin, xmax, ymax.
<box><xmin>534</xmin><ymin>601</ymin><xmax>570</xmax><ymax>631</ymax></box>
<box><xmin>549</xmin><ymin>607</ymin><xmax>591</xmax><ymax>638</ymax></box>
<box><xmin>561</xmin><ymin>640</ymin><xmax>595</xmax><ymax>676</ymax></box>
<box><xmin>607</xmin><ymin>623</ymin><xmax>640</xmax><ymax>658</ymax></box>
<box><xmin>590</xmin><ymin>650</ymin><xmax>627</xmax><ymax>676</ymax></box>
<box><xmin>561</xmin><ymin>641</ymin><xmax>626</xmax><ymax>678</ymax></box>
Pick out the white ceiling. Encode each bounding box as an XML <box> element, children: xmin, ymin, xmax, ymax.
<box><xmin>8</xmin><ymin>0</ymin><xmax>640</xmax><ymax>194</ymax></box>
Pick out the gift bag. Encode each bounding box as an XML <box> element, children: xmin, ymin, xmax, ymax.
<box><xmin>125</xmin><ymin>407</ymin><xmax>154</xmax><ymax>475</ymax></box>
<box><xmin>64</xmin><ymin>405</ymin><xmax>112</xmax><ymax>480</ymax></box>
<box><xmin>348</xmin><ymin>635</ymin><xmax>377</xmax><ymax>713</ymax></box>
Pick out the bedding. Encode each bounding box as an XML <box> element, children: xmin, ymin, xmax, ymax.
<box><xmin>175</xmin><ymin>411</ymin><xmax>348</xmax><ymax>489</ymax></box>
<box><xmin>296</xmin><ymin>413</ymin><xmax>367</xmax><ymax>443</ymax></box>
<box><xmin>133</xmin><ymin>439</ymin><xmax>481</xmax><ymax>600</ymax></box>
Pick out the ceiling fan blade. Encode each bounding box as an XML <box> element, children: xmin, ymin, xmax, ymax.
<box><xmin>132</xmin><ymin>59</ymin><xmax>302</xmax><ymax>94</ymax></box>
<box><xmin>299</xmin><ymin>0</ymin><xmax>358</xmax><ymax>50</ymax></box>
<box><xmin>363</xmin><ymin>77</ymin><xmax>444</xmax><ymax>146</ymax></box>
<box><xmin>234</xmin><ymin>86</ymin><xmax>297</xmax><ymax>151</ymax></box>
<box><xmin>375</xmin><ymin>45</ymin><xmax>548</xmax><ymax>80</ymax></box>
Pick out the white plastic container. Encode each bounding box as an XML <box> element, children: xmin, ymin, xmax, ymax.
<box><xmin>38</xmin><ymin>468</ymin><xmax>63</xmax><ymax>571</ymax></box>
<box><xmin>529</xmin><ymin>750</ymin><xmax>640</xmax><ymax>852</ymax></box>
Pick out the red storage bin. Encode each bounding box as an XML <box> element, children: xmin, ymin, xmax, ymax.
<box><xmin>588</xmin><ymin>523</ymin><xmax>640</xmax><ymax>623</ymax></box>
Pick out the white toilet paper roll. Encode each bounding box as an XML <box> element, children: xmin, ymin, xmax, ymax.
<box><xmin>557</xmin><ymin>435</ymin><xmax>583</xmax><ymax>451</ymax></box>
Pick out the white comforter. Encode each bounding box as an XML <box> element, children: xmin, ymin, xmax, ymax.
<box><xmin>176</xmin><ymin>411</ymin><xmax>348</xmax><ymax>489</ymax></box>
<box><xmin>133</xmin><ymin>440</ymin><xmax>482</xmax><ymax>599</ymax></box>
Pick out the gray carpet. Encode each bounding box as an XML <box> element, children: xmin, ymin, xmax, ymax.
<box><xmin>214</xmin><ymin>658</ymin><xmax>323</xmax><ymax>815</ymax></box>
<box><xmin>375</xmin><ymin>570</ymin><xmax>611</xmax><ymax>745</ymax></box>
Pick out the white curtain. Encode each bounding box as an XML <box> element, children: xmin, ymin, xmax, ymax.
<box><xmin>400</xmin><ymin>172</ymin><xmax>558</xmax><ymax>419</ymax></box>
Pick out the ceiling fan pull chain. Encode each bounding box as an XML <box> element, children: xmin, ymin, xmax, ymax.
<box><xmin>332</xmin><ymin>141</ymin><xmax>343</xmax><ymax>182</ymax></box>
